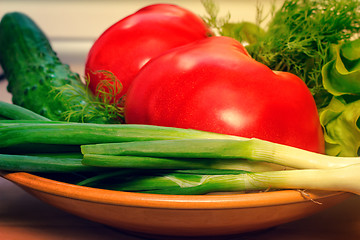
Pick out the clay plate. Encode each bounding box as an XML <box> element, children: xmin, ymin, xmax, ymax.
<box><xmin>0</xmin><ymin>171</ymin><xmax>351</xmax><ymax>238</ymax></box>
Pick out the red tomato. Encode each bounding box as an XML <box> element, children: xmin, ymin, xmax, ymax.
<box><xmin>125</xmin><ymin>36</ymin><xmax>325</xmax><ymax>153</ymax></box>
<box><xmin>85</xmin><ymin>4</ymin><xmax>213</xmax><ymax>104</ymax></box>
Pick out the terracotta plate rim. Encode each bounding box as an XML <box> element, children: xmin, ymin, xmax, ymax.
<box><xmin>0</xmin><ymin>171</ymin><xmax>351</xmax><ymax>210</ymax></box>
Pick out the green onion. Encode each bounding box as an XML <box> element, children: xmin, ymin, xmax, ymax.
<box><xmin>0</xmin><ymin>120</ymin><xmax>65</xmax><ymax>126</ymax></box>
<box><xmin>81</xmin><ymin>138</ymin><xmax>360</xmax><ymax>169</ymax></box>
<box><xmin>113</xmin><ymin>164</ymin><xmax>360</xmax><ymax>195</ymax></box>
<box><xmin>0</xmin><ymin>122</ymin><xmax>243</xmax><ymax>148</ymax></box>
<box><xmin>0</xmin><ymin>101</ymin><xmax>51</xmax><ymax>121</ymax></box>
<box><xmin>82</xmin><ymin>154</ymin><xmax>214</xmax><ymax>169</ymax></box>
<box><xmin>82</xmin><ymin>154</ymin><xmax>288</xmax><ymax>172</ymax></box>
<box><xmin>76</xmin><ymin>169</ymin><xmax>141</xmax><ymax>187</ymax></box>
<box><xmin>113</xmin><ymin>173</ymin><xmax>223</xmax><ymax>193</ymax></box>
<box><xmin>3</xmin><ymin>120</ymin><xmax>360</xmax><ymax>196</ymax></box>
<box><xmin>76</xmin><ymin>169</ymin><xmax>250</xmax><ymax>191</ymax></box>
<box><xmin>0</xmin><ymin>153</ymin><xmax>99</xmax><ymax>172</ymax></box>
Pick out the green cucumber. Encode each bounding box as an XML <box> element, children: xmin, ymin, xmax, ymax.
<box><xmin>0</xmin><ymin>12</ymin><xmax>118</xmax><ymax>123</ymax></box>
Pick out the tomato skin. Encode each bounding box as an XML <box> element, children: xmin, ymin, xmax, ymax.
<box><xmin>125</xmin><ymin>36</ymin><xmax>325</xmax><ymax>153</ymax></box>
<box><xmin>85</xmin><ymin>4</ymin><xmax>213</xmax><ymax>103</ymax></box>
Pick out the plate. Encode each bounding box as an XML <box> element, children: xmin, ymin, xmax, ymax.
<box><xmin>0</xmin><ymin>171</ymin><xmax>351</xmax><ymax>238</ymax></box>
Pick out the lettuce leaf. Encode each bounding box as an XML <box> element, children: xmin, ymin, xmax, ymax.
<box><xmin>320</xmin><ymin>38</ymin><xmax>360</xmax><ymax>157</ymax></box>
<box><xmin>322</xmin><ymin>38</ymin><xmax>360</xmax><ymax>96</ymax></box>
<box><xmin>319</xmin><ymin>97</ymin><xmax>360</xmax><ymax>157</ymax></box>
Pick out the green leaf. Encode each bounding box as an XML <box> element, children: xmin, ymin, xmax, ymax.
<box><xmin>319</xmin><ymin>97</ymin><xmax>360</xmax><ymax>157</ymax></box>
<box><xmin>322</xmin><ymin>39</ymin><xmax>360</xmax><ymax>96</ymax></box>
<box><xmin>341</xmin><ymin>38</ymin><xmax>360</xmax><ymax>62</ymax></box>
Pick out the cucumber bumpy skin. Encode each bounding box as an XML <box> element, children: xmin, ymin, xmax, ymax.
<box><xmin>0</xmin><ymin>12</ymin><xmax>115</xmax><ymax>123</ymax></box>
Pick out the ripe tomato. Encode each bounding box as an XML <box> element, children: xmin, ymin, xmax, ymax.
<box><xmin>125</xmin><ymin>36</ymin><xmax>325</xmax><ymax>153</ymax></box>
<box><xmin>85</xmin><ymin>4</ymin><xmax>213</xmax><ymax>104</ymax></box>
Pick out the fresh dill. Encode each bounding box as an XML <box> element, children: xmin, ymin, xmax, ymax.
<box><xmin>52</xmin><ymin>72</ymin><xmax>124</xmax><ymax>124</ymax></box>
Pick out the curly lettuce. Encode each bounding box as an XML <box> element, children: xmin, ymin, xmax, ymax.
<box><xmin>319</xmin><ymin>97</ymin><xmax>360</xmax><ymax>157</ymax></box>
<box><xmin>322</xmin><ymin>38</ymin><xmax>360</xmax><ymax>96</ymax></box>
<box><xmin>320</xmin><ymin>39</ymin><xmax>360</xmax><ymax>157</ymax></box>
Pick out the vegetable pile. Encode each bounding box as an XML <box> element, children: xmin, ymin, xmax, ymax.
<box><xmin>1</xmin><ymin>0</ymin><xmax>360</xmax><ymax>196</ymax></box>
<box><xmin>2</xmin><ymin>105</ymin><xmax>360</xmax><ymax>195</ymax></box>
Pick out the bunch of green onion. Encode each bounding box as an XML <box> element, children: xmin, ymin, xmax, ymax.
<box><xmin>1</xmin><ymin>101</ymin><xmax>360</xmax><ymax>195</ymax></box>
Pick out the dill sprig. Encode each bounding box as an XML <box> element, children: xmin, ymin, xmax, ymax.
<box><xmin>89</xmin><ymin>70</ymin><xmax>125</xmax><ymax>121</ymax></box>
<box><xmin>247</xmin><ymin>0</ymin><xmax>360</xmax><ymax>108</ymax></box>
<box><xmin>201</xmin><ymin>0</ymin><xmax>231</xmax><ymax>36</ymax></box>
<box><xmin>201</xmin><ymin>0</ymin><xmax>266</xmax><ymax>45</ymax></box>
<box><xmin>52</xmin><ymin>73</ymin><xmax>124</xmax><ymax>124</ymax></box>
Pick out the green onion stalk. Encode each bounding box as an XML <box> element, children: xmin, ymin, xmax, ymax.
<box><xmin>75</xmin><ymin>164</ymin><xmax>360</xmax><ymax>195</ymax></box>
<box><xmin>2</xmin><ymin>120</ymin><xmax>360</xmax><ymax>195</ymax></box>
<box><xmin>80</xmin><ymin>138</ymin><xmax>360</xmax><ymax>195</ymax></box>
<box><xmin>81</xmin><ymin>138</ymin><xmax>360</xmax><ymax>169</ymax></box>
<box><xmin>132</xmin><ymin>165</ymin><xmax>360</xmax><ymax>195</ymax></box>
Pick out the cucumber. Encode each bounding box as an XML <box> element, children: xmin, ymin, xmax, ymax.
<box><xmin>0</xmin><ymin>12</ymin><xmax>118</xmax><ymax>123</ymax></box>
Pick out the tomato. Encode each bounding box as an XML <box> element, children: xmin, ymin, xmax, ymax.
<box><xmin>85</xmin><ymin>4</ymin><xmax>213</xmax><ymax>104</ymax></box>
<box><xmin>125</xmin><ymin>36</ymin><xmax>325</xmax><ymax>153</ymax></box>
